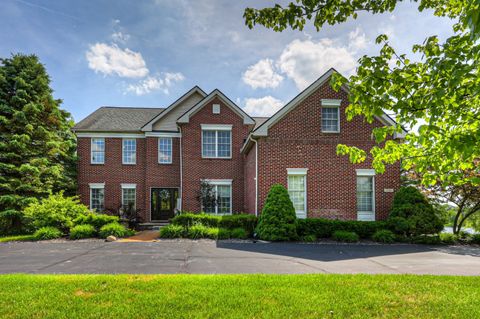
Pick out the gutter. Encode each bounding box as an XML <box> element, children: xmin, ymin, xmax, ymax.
<box><xmin>248</xmin><ymin>136</ymin><xmax>259</xmax><ymax>217</ymax></box>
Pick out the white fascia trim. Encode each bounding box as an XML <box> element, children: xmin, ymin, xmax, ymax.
<box><xmin>201</xmin><ymin>124</ymin><xmax>233</xmax><ymax>131</ymax></box>
<box><xmin>202</xmin><ymin>179</ymin><xmax>233</xmax><ymax>185</ymax></box>
<box><xmin>322</xmin><ymin>99</ymin><xmax>342</xmax><ymax>106</ymax></box>
<box><xmin>177</xmin><ymin>90</ymin><xmax>255</xmax><ymax>125</ymax></box>
<box><xmin>145</xmin><ymin>132</ymin><xmax>181</xmax><ymax>138</ymax></box>
<box><xmin>356</xmin><ymin>169</ymin><xmax>375</xmax><ymax>176</ymax></box>
<box><xmin>287</xmin><ymin>168</ymin><xmax>309</xmax><ymax>175</ymax></box>
<box><xmin>121</xmin><ymin>183</ymin><xmax>137</xmax><ymax>189</ymax></box>
<box><xmin>77</xmin><ymin>132</ymin><xmax>145</xmax><ymax>138</ymax></box>
<box><xmin>89</xmin><ymin>183</ymin><xmax>105</xmax><ymax>188</ymax></box>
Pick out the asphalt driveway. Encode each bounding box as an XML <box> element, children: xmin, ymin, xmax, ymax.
<box><xmin>1</xmin><ymin>240</ymin><xmax>479</xmax><ymax>275</ymax></box>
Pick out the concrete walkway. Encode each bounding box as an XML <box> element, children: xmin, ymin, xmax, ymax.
<box><xmin>1</xmin><ymin>240</ymin><xmax>479</xmax><ymax>275</ymax></box>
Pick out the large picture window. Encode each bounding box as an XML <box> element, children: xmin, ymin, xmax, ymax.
<box><xmin>287</xmin><ymin>168</ymin><xmax>308</xmax><ymax>219</ymax></box>
<box><xmin>202</xmin><ymin>181</ymin><xmax>232</xmax><ymax>215</ymax></box>
<box><xmin>159</xmin><ymin>137</ymin><xmax>172</xmax><ymax>164</ymax></box>
<box><xmin>122</xmin><ymin>139</ymin><xmax>136</xmax><ymax>164</ymax></box>
<box><xmin>201</xmin><ymin>126</ymin><xmax>231</xmax><ymax>158</ymax></box>
<box><xmin>91</xmin><ymin>138</ymin><xmax>105</xmax><ymax>164</ymax></box>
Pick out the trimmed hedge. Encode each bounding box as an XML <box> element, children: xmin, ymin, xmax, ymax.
<box><xmin>332</xmin><ymin>231</ymin><xmax>359</xmax><ymax>243</ymax></box>
<box><xmin>171</xmin><ymin>213</ymin><xmax>257</xmax><ymax>234</ymax></box>
<box><xmin>372</xmin><ymin>229</ymin><xmax>395</xmax><ymax>244</ymax></box>
<box><xmin>296</xmin><ymin>218</ymin><xmax>387</xmax><ymax>239</ymax></box>
<box><xmin>158</xmin><ymin>225</ymin><xmax>247</xmax><ymax>240</ymax></box>
<box><xmin>73</xmin><ymin>213</ymin><xmax>119</xmax><ymax>230</ymax></box>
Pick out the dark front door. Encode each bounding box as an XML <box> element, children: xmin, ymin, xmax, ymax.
<box><xmin>151</xmin><ymin>188</ymin><xmax>178</xmax><ymax>221</ymax></box>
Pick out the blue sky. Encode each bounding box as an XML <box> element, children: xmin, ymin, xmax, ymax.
<box><xmin>1</xmin><ymin>0</ymin><xmax>455</xmax><ymax>122</ymax></box>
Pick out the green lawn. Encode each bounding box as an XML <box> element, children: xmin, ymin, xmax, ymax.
<box><xmin>0</xmin><ymin>235</ymin><xmax>35</xmax><ymax>243</ymax></box>
<box><xmin>0</xmin><ymin>274</ymin><xmax>479</xmax><ymax>318</ymax></box>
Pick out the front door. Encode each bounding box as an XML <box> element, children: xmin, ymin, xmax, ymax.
<box><xmin>151</xmin><ymin>188</ymin><xmax>178</xmax><ymax>221</ymax></box>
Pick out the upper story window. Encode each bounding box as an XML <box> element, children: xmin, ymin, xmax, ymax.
<box><xmin>201</xmin><ymin>124</ymin><xmax>232</xmax><ymax>159</ymax></box>
<box><xmin>91</xmin><ymin>138</ymin><xmax>105</xmax><ymax>164</ymax></box>
<box><xmin>159</xmin><ymin>137</ymin><xmax>172</xmax><ymax>164</ymax></box>
<box><xmin>122</xmin><ymin>138</ymin><xmax>136</xmax><ymax>164</ymax></box>
<box><xmin>321</xmin><ymin>99</ymin><xmax>341</xmax><ymax>133</ymax></box>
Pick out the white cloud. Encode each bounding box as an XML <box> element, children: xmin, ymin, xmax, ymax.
<box><xmin>243</xmin><ymin>96</ymin><xmax>283</xmax><ymax>117</ymax></box>
<box><xmin>348</xmin><ymin>27</ymin><xmax>369</xmax><ymax>52</ymax></box>
<box><xmin>111</xmin><ymin>31</ymin><xmax>130</xmax><ymax>44</ymax></box>
<box><xmin>86</xmin><ymin>43</ymin><xmax>149</xmax><ymax>78</ymax></box>
<box><xmin>277</xmin><ymin>38</ymin><xmax>357</xmax><ymax>90</ymax></box>
<box><xmin>242</xmin><ymin>59</ymin><xmax>283</xmax><ymax>89</ymax></box>
<box><xmin>126</xmin><ymin>72</ymin><xmax>185</xmax><ymax>95</ymax></box>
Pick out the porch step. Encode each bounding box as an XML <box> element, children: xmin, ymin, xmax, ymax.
<box><xmin>138</xmin><ymin>222</ymin><xmax>170</xmax><ymax>231</ymax></box>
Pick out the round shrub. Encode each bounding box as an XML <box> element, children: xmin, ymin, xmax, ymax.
<box><xmin>255</xmin><ymin>184</ymin><xmax>297</xmax><ymax>241</ymax></box>
<box><xmin>159</xmin><ymin>224</ymin><xmax>184</xmax><ymax>238</ymax></box>
<box><xmin>230</xmin><ymin>227</ymin><xmax>248</xmax><ymax>239</ymax></box>
<box><xmin>439</xmin><ymin>233</ymin><xmax>458</xmax><ymax>245</ymax></box>
<box><xmin>34</xmin><ymin>226</ymin><xmax>62</xmax><ymax>240</ymax></box>
<box><xmin>99</xmin><ymin>222</ymin><xmax>133</xmax><ymax>238</ymax></box>
<box><xmin>332</xmin><ymin>230</ymin><xmax>359</xmax><ymax>243</ymax></box>
<box><xmin>372</xmin><ymin>229</ymin><xmax>395</xmax><ymax>244</ymax></box>
<box><xmin>73</xmin><ymin>213</ymin><xmax>119</xmax><ymax>230</ymax></box>
<box><xmin>69</xmin><ymin>224</ymin><xmax>96</xmax><ymax>240</ymax></box>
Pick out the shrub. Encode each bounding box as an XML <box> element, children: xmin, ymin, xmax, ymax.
<box><xmin>411</xmin><ymin>235</ymin><xmax>442</xmax><ymax>245</ymax></box>
<box><xmin>69</xmin><ymin>224</ymin><xmax>96</xmax><ymax>240</ymax></box>
<box><xmin>440</xmin><ymin>233</ymin><xmax>458</xmax><ymax>245</ymax></box>
<box><xmin>458</xmin><ymin>231</ymin><xmax>472</xmax><ymax>243</ymax></box>
<box><xmin>255</xmin><ymin>184</ymin><xmax>297</xmax><ymax>241</ymax></box>
<box><xmin>389</xmin><ymin>187</ymin><xmax>444</xmax><ymax>236</ymax></box>
<box><xmin>372</xmin><ymin>230</ymin><xmax>395</xmax><ymax>244</ymax></box>
<box><xmin>34</xmin><ymin>227</ymin><xmax>62</xmax><ymax>240</ymax></box>
<box><xmin>217</xmin><ymin>228</ymin><xmax>231</xmax><ymax>240</ymax></box>
<box><xmin>159</xmin><ymin>224</ymin><xmax>185</xmax><ymax>238</ymax></box>
<box><xmin>206</xmin><ymin>227</ymin><xmax>220</xmax><ymax>239</ymax></box>
<box><xmin>23</xmin><ymin>193</ymin><xmax>91</xmax><ymax>232</ymax></box>
<box><xmin>386</xmin><ymin>216</ymin><xmax>410</xmax><ymax>236</ymax></box>
<box><xmin>332</xmin><ymin>230</ymin><xmax>359</xmax><ymax>243</ymax></box>
<box><xmin>73</xmin><ymin>213</ymin><xmax>119</xmax><ymax>230</ymax></box>
<box><xmin>186</xmin><ymin>224</ymin><xmax>210</xmax><ymax>239</ymax></box>
<box><xmin>296</xmin><ymin>219</ymin><xmax>386</xmax><ymax>239</ymax></box>
<box><xmin>219</xmin><ymin>214</ymin><xmax>257</xmax><ymax>234</ymax></box>
<box><xmin>171</xmin><ymin>213</ymin><xmax>220</xmax><ymax>228</ymax></box>
<box><xmin>99</xmin><ymin>222</ymin><xmax>133</xmax><ymax>238</ymax></box>
<box><xmin>230</xmin><ymin>227</ymin><xmax>248</xmax><ymax>239</ymax></box>
<box><xmin>301</xmin><ymin>234</ymin><xmax>317</xmax><ymax>242</ymax></box>
<box><xmin>471</xmin><ymin>234</ymin><xmax>480</xmax><ymax>245</ymax></box>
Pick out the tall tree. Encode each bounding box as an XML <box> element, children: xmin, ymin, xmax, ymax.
<box><xmin>0</xmin><ymin>54</ymin><xmax>76</xmax><ymax>233</ymax></box>
<box><xmin>244</xmin><ymin>0</ymin><xmax>480</xmax><ymax>187</ymax></box>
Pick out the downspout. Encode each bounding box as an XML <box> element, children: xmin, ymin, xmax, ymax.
<box><xmin>179</xmin><ymin>125</ymin><xmax>183</xmax><ymax>212</ymax></box>
<box><xmin>249</xmin><ymin>136</ymin><xmax>258</xmax><ymax>217</ymax></box>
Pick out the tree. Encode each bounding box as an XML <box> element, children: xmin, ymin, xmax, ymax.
<box><xmin>255</xmin><ymin>184</ymin><xmax>298</xmax><ymax>241</ymax></box>
<box><xmin>0</xmin><ymin>54</ymin><xmax>77</xmax><ymax>234</ymax></box>
<box><xmin>244</xmin><ymin>1</ymin><xmax>480</xmax><ymax>187</ymax></box>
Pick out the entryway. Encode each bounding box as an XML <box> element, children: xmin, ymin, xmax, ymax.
<box><xmin>151</xmin><ymin>188</ymin><xmax>178</xmax><ymax>221</ymax></box>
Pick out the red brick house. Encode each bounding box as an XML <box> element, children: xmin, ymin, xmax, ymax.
<box><xmin>73</xmin><ymin>69</ymin><xmax>403</xmax><ymax>223</ymax></box>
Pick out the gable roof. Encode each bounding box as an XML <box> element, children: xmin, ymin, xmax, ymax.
<box><xmin>73</xmin><ymin>107</ymin><xmax>164</xmax><ymax>132</ymax></box>
<box><xmin>177</xmin><ymin>89</ymin><xmax>255</xmax><ymax>125</ymax></box>
<box><xmin>141</xmin><ymin>86</ymin><xmax>207</xmax><ymax>131</ymax></box>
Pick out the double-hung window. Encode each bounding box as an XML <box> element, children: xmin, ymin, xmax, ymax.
<box><xmin>287</xmin><ymin>168</ymin><xmax>308</xmax><ymax>219</ymax></box>
<box><xmin>356</xmin><ymin>169</ymin><xmax>375</xmax><ymax>221</ymax></box>
<box><xmin>122</xmin><ymin>139</ymin><xmax>136</xmax><ymax>164</ymax></box>
<box><xmin>158</xmin><ymin>137</ymin><xmax>172</xmax><ymax>164</ymax></box>
<box><xmin>202</xmin><ymin>180</ymin><xmax>232</xmax><ymax>215</ymax></box>
<box><xmin>201</xmin><ymin>124</ymin><xmax>232</xmax><ymax>158</ymax></box>
<box><xmin>91</xmin><ymin>138</ymin><xmax>105</xmax><ymax>164</ymax></box>
<box><xmin>121</xmin><ymin>184</ymin><xmax>136</xmax><ymax>211</ymax></box>
<box><xmin>89</xmin><ymin>183</ymin><xmax>105</xmax><ymax>212</ymax></box>
<box><xmin>321</xmin><ymin>99</ymin><xmax>341</xmax><ymax>133</ymax></box>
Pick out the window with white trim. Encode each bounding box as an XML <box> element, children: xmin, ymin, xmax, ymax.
<box><xmin>89</xmin><ymin>185</ymin><xmax>104</xmax><ymax>212</ymax></box>
<box><xmin>321</xmin><ymin>106</ymin><xmax>340</xmax><ymax>132</ymax></box>
<box><xmin>91</xmin><ymin>138</ymin><xmax>105</xmax><ymax>164</ymax></box>
<box><xmin>203</xmin><ymin>181</ymin><xmax>232</xmax><ymax>215</ymax></box>
<box><xmin>356</xmin><ymin>170</ymin><xmax>375</xmax><ymax>221</ymax></box>
<box><xmin>122</xmin><ymin>185</ymin><xmax>136</xmax><ymax>210</ymax></box>
<box><xmin>287</xmin><ymin>169</ymin><xmax>307</xmax><ymax>218</ymax></box>
<box><xmin>158</xmin><ymin>137</ymin><xmax>172</xmax><ymax>164</ymax></box>
<box><xmin>122</xmin><ymin>139</ymin><xmax>136</xmax><ymax>164</ymax></box>
<box><xmin>202</xmin><ymin>129</ymin><xmax>231</xmax><ymax>158</ymax></box>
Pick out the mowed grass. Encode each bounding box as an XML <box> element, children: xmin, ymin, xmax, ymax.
<box><xmin>0</xmin><ymin>274</ymin><xmax>479</xmax><ymax>319</ymax></box>
<box><xmin>0</xmin><ymin>235</ymin><xmax>35</xmax><ymax>243</ymax></box>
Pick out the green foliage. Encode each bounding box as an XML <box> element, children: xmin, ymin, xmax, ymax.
<box><xmin>389</xmin><ymin>187</ymin><xmax>444</xmax><ymax>236</ymax></box>
<box><xmin>186</xmin><ymin>225</ymin><xmax>217</xmax><ymax>240</ymax></box>
<box><xmin>296</xmin><ymin>218</ymin><xmax>386</xmax><ymax>239</ymax></box>
<box><xmin>23</xmin><ymin>193</ymin><xmax>90</xmax><ymax>232</ymax></box>
<box><xmin>471</xmin><ymin>233</ymin><xmax>480</xmax><ymax>245</ymax></box>
<box><xmin>219</xmin><ymin>214</ymin><xmax>257</xmax><ymax>235</ymax></box>
<box><xmin>69</xmin><ymin>224</ymin><xmax>96</xmax><ymax>240</ymax></box>
<box><xmin>171</xmin><ymin>213</ymin><xmax>221</xmax><ymax>228</ymax></box>
<box><xmin>386</xmin><ymin>216</ymin><xmax>411</xmax><ymax>236</ymax></box>
<box><xmin>217</xmin><ymin>228</ymin><xmax>231</xmax><ymax>240</ymax></box>
<box><xmin>171</xmin><ymin>212</ymin><xmax>257</xmax><ymax>236</ymax></box>
<box><xmin>0</xmin><ymin>54</ymin><xmax>77</xmax><ymax>233</ymax></box>
<box><xmin>230</xmin><ymin>227</ymin><xmax>248</xmax><ymax>239</ymax></box>
<box><xmin>439</xmin><ymin>233</ymin><xmax>458</xmax><ymax>245</ymax></box>
<box><xmin>411</xmin><ymin>235</ymin><xmax>442</xmax><ymax>245</ymax></box>
<box><xmin>332</xmin><ymin>230</ymin><xmax>359</xmax><ymax>243</ymax></box>
<box><xmin>73</xmin><ymin>213</ymin><xmax>119</xmax><ymax>230</ymax></box>
<box><xmin>0</xmin><ymin>209</ymin><xmax>27</xmax><ymax>235</ymax></box>
<box><xmin>33</xmin><ymin>226</ymin><xmax>62</xmax><ymax>240</ymax></box>
<box><xmin>372</xmin><ymin>230</ymin><xmax>395</xmax><ymax>244</ymax></box>
<box><xmin>98</xmin><ymin>222</ymin><xmax>133</xmax><ymax>239</ymax></box>
<box><xmin>0</xmin><ymin>234</ymin><xmax>35</xmax><ymax>242</ymax></box>
<box><xmin>255</xmin><ymin>184</ymin><xmax>297</xmax><ymax>241</ymax></box>
<box><xmin>159</xmin><ymin>225</ymin><xmax>185</xmax><ymax>239</ymax></box>
<box><xmin>301</xmin><ymin>234</ymin><xmax>317</xmax><ymax>242</ymax></box>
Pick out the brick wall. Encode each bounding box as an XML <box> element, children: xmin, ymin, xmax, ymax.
<box><xmin>244</xmin><ymin>142</ymin><xmax>257</xmax><ymax>215</ymax></box>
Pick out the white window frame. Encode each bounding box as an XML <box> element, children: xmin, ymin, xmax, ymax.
<box><xmin>321</xmin><ymin>99</ymin><xmax>341</xmax><ymax>133</ymax></box>
<box><xmin>356</xmin><ymin>169</ymin><xmax>375</xmax><ymax>221</ymax></box>
<box><xmin>287</xmin><ymin>168</ymin><xmax>308</xmax><ymax>219</ymax></box>
<box><xmin>91</xmin><ymin>138</ymin><xmax>105</xmax><ymax>164</ymax></box>
<box><xmin>201</xmin><ymin>124</ymin><xmax>232</xmax><ymax>159</ymax></box>
<box><xmin>122</xmin><ymin>138</ymin><xmax>137</xmax><ymax>165</ymax></box>
<box><xmin>89</xmin><ymin>183</ymin><xmax>105</xmax><ymax>212</ymax></box>
<box><xmin>121</xmin><ymin>183</ymin><xmax>137</xmax><ymax>211</ymax></box>
<box><xmin>212</xmin><ymin>104</ymin><xmax>220</xmax><ymax>114</ymax></box>
<box><xmin>202</xmin><ymin>179</ymin><xmax>232</xmax><ymax>215</ymax></box>
<box><xmin>158</xmin><ymin>137</ymin><xmax>173</xmax><ymax>164</ymax></box>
